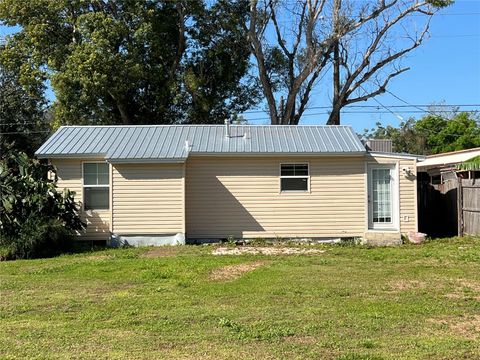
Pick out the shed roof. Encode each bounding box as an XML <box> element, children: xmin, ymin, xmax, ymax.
<box><xmin>35</xmin><ymin>124</ymin><xmax>366</xmax><ymax>162</ymax></box>
<box><xmin>417</xmin><ymin>147</ymin><xmax>480</xmax><ymax>170</ymax></box>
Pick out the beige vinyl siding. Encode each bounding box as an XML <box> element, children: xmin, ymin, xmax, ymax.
<box><xmin>112</xmin><ymin>163</ymin><xmax>184</xmax><ymax>234</ymax></box>
<box><xmin>367</xmin><ymin>155</ymin><xmax>418</xmax><ymax>234</ymax></box>
<box><xmin>186</xmin><ymin>156</ymin><xmax>366</xmax><ymax>239</ymax></box>
<box><xmin>399</xmin><ymin>159</ymin><xmax>417</xmax><ymax>233</ymax></box>
<box><xmin>51</xmin><ymin>159</ymin><xmax>111</xmax><ymax>241</ymax></box>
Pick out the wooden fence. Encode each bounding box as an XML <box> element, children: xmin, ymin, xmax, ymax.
<box><xmin>458</xmin><ymin>179</ymin><xmax>480</xmax><ymax>236</ymax></box>
<box><xmin>418</xmin><ymin>179</ymin><xmax>459</xmax><ymax>238</ymax></box>
<box><xmin>418</xmin><ymin>177</ymin><xmax>480</xmax><ymax>237</ymax></box>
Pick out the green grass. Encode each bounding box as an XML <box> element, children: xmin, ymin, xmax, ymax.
<box><xmin>1</xmin><ymin>237</ymin><xmax>480</xmax><ymax>359</ymax></box>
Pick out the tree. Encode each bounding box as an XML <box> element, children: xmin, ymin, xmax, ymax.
<box><xmin>182</xmin><ymin>0</ymin><xmax>260</xmax><ymax>124</ymax></box>
<box><xmin>457</xmin><ymin>156</ymin><xmax>480</xmax><ymax>171</ymax></box>
<box><xmin>0</xmin><ymin>65</ymin><xmax>48</xmax><ymax>156</ymax></box>
<box><xmin>416</xmin><ymin>112</ymin><xmax>480</xmax><ymax>154</ymax></box>
<box><xmin>363</xmin><ymin>111</ymin><xmax>480</xmax><ymax>155</ymax></box>
<box><xmin>0</xmin><ymin>0</ymin><xmax>257</xmax><ymax>126</ymax></box>
<box><xmin>0</xmin><ymin>151</ymin><xmax>85</xmax><ymax>259</ymax></box>
<box><xmin>362</xmin><ymin>118</ymin><xmax>427</xmax><ymax>154</ymax></box>
<box><xmin>246</xmin><ymin>0</ymin><xmax>452</xmax><ymax>125</ymax></box>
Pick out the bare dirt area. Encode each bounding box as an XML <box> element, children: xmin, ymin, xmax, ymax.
<box><xmin>209</xmin><ymin>261</ymin><xmax>266</xmax><ymax>281</ymax></box>
<box><xmin>444</xmin><ymin>278</ymin><xmax>480</xmax><ymax>301</ymax></box>
<box><xmin>84</xmin><ymin>255</ymin><xmax>111</xmax><ymax>261</ymax></box>
<box><xmin>141</xmin><ymin>247</ymin><xmax>181</xmax><ymax>258</ymax></box>
<box><xmin>388</xmin><ymin>280</ymin><xmax>427</xmax><ymax>292</ymax></box>
<box><xmin>212</xmin><ymin>246</ymin><xmax>325</xmax><ymax>256</ymax></box>
<box><xmin>429</xmin><ymin>315</ymin><xmax>480</xmax><ymax>340</ymax></box>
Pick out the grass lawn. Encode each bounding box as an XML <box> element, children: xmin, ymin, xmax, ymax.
<box><xmin>1</xmin><ymin>237</ymin><xmax>479</xmax><ymax>359</ymax></box>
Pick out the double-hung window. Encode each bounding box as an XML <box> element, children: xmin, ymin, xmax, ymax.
<box><xmin>280</xmin><ymin>163</ymin><xmax>309</xmax><ymax>192</ymax></box>
<box><xmin>83</xmin><ymin>163</ymin><xmax>109</xmax><ymax>210</ymax></box>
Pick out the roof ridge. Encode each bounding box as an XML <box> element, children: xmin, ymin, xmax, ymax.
<box><xmin>59</xmin><ymin>124</ymin><xmax>353</xmax><ymax>128</ymax></box>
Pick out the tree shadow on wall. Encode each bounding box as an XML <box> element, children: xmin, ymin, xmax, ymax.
<box><xmin>187</xmin><ymin>177</ymin><xmax>264</xmax><ymax>241</ymax></box>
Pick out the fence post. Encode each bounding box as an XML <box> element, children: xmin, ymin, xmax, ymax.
<box><xmin>457</xmin><ymin>178</ymin><xmax>463</xmax><ymax>237</ymax></box>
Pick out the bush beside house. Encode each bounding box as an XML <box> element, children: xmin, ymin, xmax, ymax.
<box><xmin>0</xmin><ymin>151</ymin><xmax>85</xmax><ymax>260</ymax></box>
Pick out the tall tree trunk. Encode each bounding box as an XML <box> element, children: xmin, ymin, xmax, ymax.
<box><xmin>116</xmin><ymin>101</ymin><xmax>131</xmax><ymax>125</ymax></box>
<box><xmin>328</xmin><ymin>0</ymin><xmax>342</xmax><ymax>125</ymax></box>
<box><xmin>109</xmin><ymin>91</ymin><xmax>131</xmax><ymax>124</ymax></box>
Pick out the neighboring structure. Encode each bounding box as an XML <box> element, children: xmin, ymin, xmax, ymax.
<box><xmin>417</xmin><ymin>147</ymin><xmax>480</xmax><ymax>184</ymax></box>
<box><xmin>417</xmin><ymin>147</ymin><xmax>480</xmax><ymax>238</ymax></box>
<box><xmin>36</xmin><ymin>124</ymin><xmax>422</xmax><ymax>246</ymax></box>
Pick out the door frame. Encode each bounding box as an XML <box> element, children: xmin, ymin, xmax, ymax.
<box><xmin>366</xmin><ymin>162</ymin><xmax>400</xmax><ymax>231</ymax></box>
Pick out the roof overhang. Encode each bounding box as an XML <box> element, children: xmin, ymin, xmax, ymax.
<box><xmin>367</xmin><ymin>151</ymin><xmax>426</xmax><ymax>161</ymax></box>
<box><xmin>106</xmin><ymin>158</ymin><xmax>187</xmax><ymax>164</ymax></box>
<box><xmin>36</xmin><ymin>153</ymin><xmax>107</xmax><ymax>160</ymax></box>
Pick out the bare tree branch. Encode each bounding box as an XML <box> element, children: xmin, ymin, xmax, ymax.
<box><xmin>246</xmin><ymin>0</ymin><xmax>448</xmax><ymax>126</ymax></box>
<box><xmin>345</xmin><ymin>67</ymin><xmax>409</xmax><ymax>105</ymax></box>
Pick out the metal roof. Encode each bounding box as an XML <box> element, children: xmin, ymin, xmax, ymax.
<box><xmin>35</xmin><ymin>125</ymin><xmax>366</xmax><ymax>162</ymax></box>
<box><xmin>417</xmin><ymin>147</ymin><xmax>480</xmax><ymax>169</ymax></box>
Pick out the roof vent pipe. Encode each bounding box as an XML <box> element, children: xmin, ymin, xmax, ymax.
<box><xmin>224</xmin><ymin>118</ymin><xmax>230</xmax><ymax>138</ymax></box>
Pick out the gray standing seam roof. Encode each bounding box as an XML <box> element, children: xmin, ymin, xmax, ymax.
<box><xmin>35</xmin><ymin>125</ymin><xmax>366</xmax><ymax>161</ymax></box>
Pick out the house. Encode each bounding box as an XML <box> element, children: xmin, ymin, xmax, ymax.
<box><xmin>35</xmin><ymin>123</ymin><xmax>422</xmax><ymax>246</ymax></box>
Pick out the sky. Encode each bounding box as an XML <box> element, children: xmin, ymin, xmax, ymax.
<box><xmin>1</xmin><ymin>0</ymin><xmax>479</xmax><ymax>133</ymax></box>
<box><xmin>242</xmin><ymin>0</ymin><xmax>480</xmax><ymax>132</ymax></box>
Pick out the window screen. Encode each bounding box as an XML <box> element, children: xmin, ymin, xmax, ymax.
<box><xmin>83</xmin><ymin>163</ymin><xmax>109</xmax><ymax>210</ymax></box>
<box><xmin>280</xmin><ymin>164</ymin><xmax>309</xmax><ymax>192</ymax></box>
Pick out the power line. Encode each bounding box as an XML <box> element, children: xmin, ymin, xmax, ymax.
<box><xmin>431</xmin><ymin>34</ymin><xmax>480</xmax><ymax>38</ymax></box>
<box><xmin>363</xmin><ymin>87</ymin><xmax>404</xmax><ymax>121</ymax></box>
<box><xmin>245</xmin><ymin>110</ymin><xmax>479</xmax><ymax>122</ymax></box>
<box><xmin>242</xmin><ymin>104</ymin><xmax>480</xmax><ymax>114</ymax></box>
<box><xmin>432</xmin><ymin>12</ymin><xmax>480</xmax><ymax>16</ymax></box>
<box><xmin>386</xmin><ymin>90</ymin><xmax>430</xmax><ymax>113</ymax></box>
<box><xmin>0</xmin><ymin>122</ymin><xmax>48</xmax><ymax>126</ymax></box>
<box><xmin>0</xmin><ymin>130</ymin><xmax>50</xmax><ymax>135</ymax></box>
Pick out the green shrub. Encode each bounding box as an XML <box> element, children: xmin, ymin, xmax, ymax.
<box><xmin>0</xmin><ymin>151</ymin><xmax>85</xmax><ymax>259</ymax></box>
<box><xmin>2</xmin><ymin>218</ymin><xmax>76</xmax><ymax>260</ymax></box>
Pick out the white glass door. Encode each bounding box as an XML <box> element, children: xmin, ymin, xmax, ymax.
<box><xmin>368</xmin><ymin>165</ymin><xmax>397</xmax><ymax>229</ymax></box>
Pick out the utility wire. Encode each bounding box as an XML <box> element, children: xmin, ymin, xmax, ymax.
<box><xmin>0</xmin><ymin>131</ymin><xmax>51</xmax><ymax>135</ymax></box>
<box><xmin>242</xmin><ymin>104</ymin><xmax>480</xmax><ymax>114</ymax></box>
<box><xmin>244</xmin><ymin>110</ymin><xmax>479</xmax><ymax>122</ymax></box>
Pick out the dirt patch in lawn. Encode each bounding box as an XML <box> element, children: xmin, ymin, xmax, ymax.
<box><xmin>210</xmin><ymin>261</ymin><xmax>266</xmax><ymax>281</ymax></box>
<box><xmin>142</xmin><ymin>247</ymin><xmax>181</xmax><ymax>258</ymax></box>
<box><xmin>212</xmin><ymin>247</ymin><xmax>325</xmax><ymax>256</ymax></box>
<box><xmin>444</xmin><ymin>278</ymin><xmax>480</xmax><ymax>301</ymax></box>
<box><xmin>457</xmin><ymin>279</ymin><xmax>480</xmax><ymax>292</ymax></box>
<box><xmin>389</xmin><ymin>280</ymin><xmax>427</xmax><ymax>292</ymax></box>
<box><xmin>429</xmin><ymin>315</ymin><xmax>480</xmax><ymax>340</ymax></box>
<box><xmin>84</xmin><ymin>254</ymin><xmax>111</xmax><ymax>261</ymax></box>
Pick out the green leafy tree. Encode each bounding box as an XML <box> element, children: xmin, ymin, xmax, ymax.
<box><xmin>416</xmin><ymin>113</ymin><xmax>480</xmax><ymax>154</ymax></box>
<box><xmin>183</xmin><ymin>0</ymin><xmax>260</xmax><ymax>124</ymax></box>
<box><xmin>0</xmin><ymin>0</ymin><xmax>257</xmax><ymax>126</ymax></box>
<box><xmin>0</xmin><ymin>151</ymin><xmax>85</xmax><ymax>259</ymax></box>
<box><xmin>363</xmin><ymin>112</ymin><xmax>480</xmax><ymax>155</ymax></box>
<box><xmin>0</xmin><ymin>66</ymin><xmax>48</xmax><ymax>156</ymax></box>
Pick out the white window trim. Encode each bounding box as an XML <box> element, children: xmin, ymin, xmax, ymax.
<box><xmin>82</xmin><ymin>161</ymin><xmax>110</xmax><ymax>212</ymax></box>
<box><xmin>279</xmin><ymin>162</ymin><xmax>310</xmax><ymax>194</ymax></box>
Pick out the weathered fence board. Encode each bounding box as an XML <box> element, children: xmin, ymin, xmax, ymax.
<box><xmin>460</xmin><ymin>180</ymin><xmax>480</xmax><ymax>236</ymax></box>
